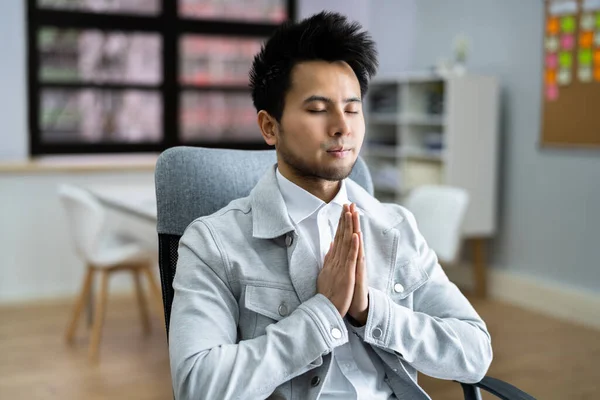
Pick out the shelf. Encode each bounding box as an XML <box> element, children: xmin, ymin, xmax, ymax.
<box><xmin>399</xmin><ymin>147</ymin><xmax>445</xmax><ymax>162</ymax></box>
<box><xmin>362</xmin><ymin>146</ymin><xmax>445</xmax><ymax>162</ymax></box>
<box><xmin>361</xmin><ymin>145</ymin><xmax>398</xmax><ymax>158</ymax></box>
<box><xmin>371</xmin><ymin>72</ymin><xmax>444</xmax><ymax>84</ymax></box>
<box><xmin>368</xmin><ymin>113</ymin><xmax>445</xmax><ymax>126</ymax></box>
<box><xmin>365</xmin><ymin>73</ymin><xmax>499</xmax><ymax>236</ymax></box>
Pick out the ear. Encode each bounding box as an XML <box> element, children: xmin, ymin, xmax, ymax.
<box><xmin>257</xmin><ymin>110</ymin><xmax>279</xmax><ymax>146</ymax></box>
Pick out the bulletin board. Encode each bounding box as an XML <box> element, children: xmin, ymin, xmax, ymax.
<box><xmin>541</xmin><ymin>0</ymin><xmax>600</xmax><ymax>148</ymax></box>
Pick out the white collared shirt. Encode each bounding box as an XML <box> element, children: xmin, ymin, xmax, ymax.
<box><xmin>276</xmin><ymin>168</ymin><xmax>394</xmax><ymax>400</ymax></box>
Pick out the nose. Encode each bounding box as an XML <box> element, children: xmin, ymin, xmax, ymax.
<box><xmin>328</xmin><ymin>110</ymin><xmax>351</xmax><ymax>137</ymax></box>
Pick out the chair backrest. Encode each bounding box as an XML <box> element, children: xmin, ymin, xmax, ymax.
<box><xmin>155</xmin><ymin>146</ymin><xmax>374</xmax><ymax>337</ymax></box>
<box><xmin>402</xmin><ymin>185</ymin><xmax>469</xmax><ymax>264</ymax></box>
<box><xmin>58</xmin><ymin>184</ymin><xmax>106</xmax><ymax>262</ymax></box>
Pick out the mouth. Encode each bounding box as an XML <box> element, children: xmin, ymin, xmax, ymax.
<box><xmin>326</xmin><ymin>147</ymin><xmax>352</xmax><ymax>158</ymax></box>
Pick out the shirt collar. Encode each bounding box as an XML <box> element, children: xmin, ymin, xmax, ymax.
<box><xmin>276</xmin><ymin>168</ymin><xmax>349</xmax><ymax>225</ymax></box>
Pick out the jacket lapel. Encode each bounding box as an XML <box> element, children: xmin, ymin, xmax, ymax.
<box><xmin>287</xmin><ymin>231</ymin><xmax>320</xmax><ymax>303</ymax></box>
<box><xmin>249</xmin><ymin>165</ymin><xmax>319</xmax><ymax>302</ymax></box>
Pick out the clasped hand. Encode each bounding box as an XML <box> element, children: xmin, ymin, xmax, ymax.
<box><xmin>316</xmin><ymin>203</ymin><xmax>369</xmax><ymax>326</ymax></box>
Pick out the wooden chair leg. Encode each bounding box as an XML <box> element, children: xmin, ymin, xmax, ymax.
<box><xmin>472</xmin><ymin>238</ymin><xmax>488</xmax><ymax>298</ymax></box>
<box><xmin>89</xmin><ymin>269</ymin><xmax>110</xmax><ymax>362</ymax></box>
<box><xmin>133</xmin><ymin>269</ymin><xmax>151</xmax><ymax>335</ymax></box>
<box><xmin>141</xmin><ymin>265</ymin><xmax>164</xmax><ymax>317</ymax></box>
<box><xmin>65</xmin><ymin>267</ymin><xmax>94</xmax><ymax>343</ymax></box>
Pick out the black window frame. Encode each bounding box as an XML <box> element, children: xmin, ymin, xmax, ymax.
<box><xmin>27</xmin><ymin>0</ymin><xmax>296</xmax><ymax>156</ymax></box>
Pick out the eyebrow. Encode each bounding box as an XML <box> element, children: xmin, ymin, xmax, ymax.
<box><xmin>302</xmin><ymin>95</ymin><xmax>362</xmax><ymax>105</ymax></box>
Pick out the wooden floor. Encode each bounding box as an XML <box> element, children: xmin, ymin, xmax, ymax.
<box><xmin>0</xmin><ymin>294</ymin><xmax>598</xmax><ymax>399</ymax></box>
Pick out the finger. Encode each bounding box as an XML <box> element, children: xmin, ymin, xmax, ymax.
<box><xmin>335</xmin><ymin>205</ymin><xmax>345</xmax><ymax>238</ymax></box>
<box><xmin>352</xmin><ymin>207</ymin><xmax>360</xmax><ymax>234</ymax></box>
<box><xmin>340</xmin><ymin>211</ymin><xmax>352</xmax><ymax>261</ymax></box>
<box><xmin>332</xmin><ymin>205</ymin><xmax>346</xmax><ymax>261</ymax></box>
<box><xmin>356</xmin><ymin>232</ymin><xmax>366</xmax><ymax>281</ymax></box>
<box><xmin>346</xmin><ymin>233</ymin><xmax>360</xmax><ymax>271</ymax></box>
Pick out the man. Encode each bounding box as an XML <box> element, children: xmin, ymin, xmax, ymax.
<box><xmin>169</xmin><ymin>11</ymin><xmax>492</xmax><ymax>400</ymax></box>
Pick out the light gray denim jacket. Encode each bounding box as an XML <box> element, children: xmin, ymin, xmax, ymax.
<box><xmin>169</xmin><ymin>165</ymin><xmax>493</xmax><ymax>400</ymax></box>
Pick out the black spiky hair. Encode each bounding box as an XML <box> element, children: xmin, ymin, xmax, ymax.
<box><xmin>249</xmin><ymin>11</ymin><xmax>378</xmax><ymax>121</ymax></box>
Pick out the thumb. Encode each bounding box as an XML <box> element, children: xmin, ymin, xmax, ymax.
<box><xmin>356</xmin><ymin>232</ymin><xmax>366</xmax><ymax>280</ymax></box>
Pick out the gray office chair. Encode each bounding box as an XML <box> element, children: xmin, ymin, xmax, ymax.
<box><xmin>155</xmin><ymin>146</ymin><xmax>535</xmax><ymax>400</ymax></box>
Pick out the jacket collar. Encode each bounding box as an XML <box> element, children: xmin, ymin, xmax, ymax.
<box><xmin>249</xmin><ymin>164</ymin><xmax>405</xmax><ymax>239</ymax></box>
<box><xmin>276</xmin><ymin>167</ymin><xmax>351</xmax><ymax>226</ymax></box>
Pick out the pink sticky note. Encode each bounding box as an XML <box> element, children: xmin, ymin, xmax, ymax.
<box><xmin>561</xmin><ymin>34</ymin><xmax>575</xmax><ymax>50</ymax></box>
<box><xmin>546</xmin><ymin>84</ymin><xmax>559</xmax><ymax>101</ymax></box>
<box><xmin>546</xmin><ymin>53</ymin><xmax>558</xmax><ymax>68</ymax></box>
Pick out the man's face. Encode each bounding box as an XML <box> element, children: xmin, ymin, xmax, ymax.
<box><xmin>274</xmin><ymin>60</ymin><xmax>365</xmax><ymax>181</ymax></box>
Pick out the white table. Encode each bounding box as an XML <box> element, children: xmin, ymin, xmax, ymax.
<box><xmin>86</xmin><ymin>184</ymin><xmax>157</xmax><ymax>222</ymax></box>
<box><xmin>85</xmin><ymin>183</ymin><xmax>158</xmax><ymax>251</ymax></box>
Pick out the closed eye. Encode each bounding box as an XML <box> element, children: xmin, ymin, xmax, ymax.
<box><xmin>308</xmin><ymin>109</ymin><xmax>326</xmax><ymax>113</ymax></box>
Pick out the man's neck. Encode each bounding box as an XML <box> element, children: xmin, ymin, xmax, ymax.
<box><xmin>277</xmin><ymin>165</ymin><xmax>341</xmax><ymax>204</ymax></box>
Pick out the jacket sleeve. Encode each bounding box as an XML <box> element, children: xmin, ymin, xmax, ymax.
<box><xmin>169</xmin><ymin>219</ymin><xmax>348</xmax><ymax>400</ymax></box>
<box><xmin>350</xmin><ymin>208</ymin><xmax>493</xmax><ymax>384</ymax></box>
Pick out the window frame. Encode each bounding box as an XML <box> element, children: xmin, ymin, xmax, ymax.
<box><xmin>27</xmin><ymin>0</ymin><xmax>296</xmax><ymax>155</ymax></box>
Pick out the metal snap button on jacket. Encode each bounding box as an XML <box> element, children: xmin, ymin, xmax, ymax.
<box><xmin>331</xmin><ymin>328</ymin><xmax>342</xmax><ymax>339</ymax></box>
<box><xmin>311</xmin><ymin>376</ymin><xmax>321</xmax><ymax>387</ymax></box>
<box><xmin>372</xmin><ymin>327</ymin><xmax>383</xmax><ymax>339</ymax></box>
<box><xmin>278</xmin><ymin>303</ymin><xmax>288</xmax><ymax>317</ymax></box>
<box><xmin>285</xmin><ymin>235</ymin><xmax>293</xmax><ymax>247</ymax></box>
<box><xmin>394</xmin><ymin>283</ymin><xmax>404</xmax><ymax>293</ymax></box>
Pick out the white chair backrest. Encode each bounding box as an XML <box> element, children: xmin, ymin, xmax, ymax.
<box><xmin>403</xmin><ymin>185</ymin><xmax>470</xmax><ymax>264</ymax></box>
<box><xmin>58</xmin><ymin>184</ymin><xmax>106</xmax><ymax>261</ymax></box>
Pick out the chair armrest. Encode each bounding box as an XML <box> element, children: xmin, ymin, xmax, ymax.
<box><xmin>458</xmin><ymin>376</ymin><xmax>536</xmax><ymax>400</ymax></box>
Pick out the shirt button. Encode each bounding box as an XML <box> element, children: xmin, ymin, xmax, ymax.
<box><xmin>393</xmin><ymin>368</ymin><xmax>398</xmax><ymax>372</ymax></box>
<box><xmin>372</xmin><ymin>327</ymin><xmax>383</xmax><ymax>339</ymax></box>
<box><xmin>331</xmin><ymin>328</ymin><xmax>342</xmax><ymax>339</ymax></box>
<box><xmin>285</xmin><ymin>235</ymin><xmax>293</xmax><ymax>247</ymax></box>
<box><xmin>394</xmin><ymin>283</ymin><xmax>404</xmax><ymax>293</ymax></box>
<box><xmin>278</xmin><ymin>303</ymin><xmax>288</xmax><ymax>317</ymax></box>
<box><xmin>311</xmin><ymin>376</ymin><xmax>321</xmax><ymax>387</ymax></box>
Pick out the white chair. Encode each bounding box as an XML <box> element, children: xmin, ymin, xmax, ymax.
<box><xmin>58</xmin><ymin>184</ymin><xmax>163</xmax><ymax>362</ymax></box>
<box><xmin>403</xmin><ymin>185</ymin><xmax>470</xmax><ymax>264</ymax></box>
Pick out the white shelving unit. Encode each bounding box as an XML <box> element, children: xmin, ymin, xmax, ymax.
<box><xmin>362</xmin><ymin>72</ymin><xmax>500</xmax><ymax>238</ymax></box>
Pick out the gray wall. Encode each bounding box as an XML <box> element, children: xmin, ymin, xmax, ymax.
<box><xmin>412</xmin><ymin>0</ymin><xmax>600</xmax><ymax>293</ymax></box>
<box><xmin>368</xmin><ymin>0</ymin><xmax>417</xmax><ymax>76</ymax></box>
<box><xmin>0</xmin><ymin>1</ymin><xmax>27</xmax><ymax>160</ymax></box>
<box><xmin>298</xmin><ymin>0</ymin><xmax>416</xmax><ymax>76</ymax></box>
<box><xmin>298</xmin><ymin>0</ymin><xmax>369</xmax><ymax>28</ymax></box>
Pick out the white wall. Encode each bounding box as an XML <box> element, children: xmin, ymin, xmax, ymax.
<box><xmin>368</xmin><ymin>0</ymin><xmax>417</xmax><ymax>76</ymax></box>
<box><xmin>298</xmin><ymin>0</ymin><xmax>417</xmax><ymax>76</ymax></box>
<box><xmin>298</xmin><ymin>0</ymin><xmax>369</xmax><ymax>28</ymax></box>
<box><xmin>0</xmin><ymin>1</ymin><xmax>27</xmax><ymax>160</ymax></box>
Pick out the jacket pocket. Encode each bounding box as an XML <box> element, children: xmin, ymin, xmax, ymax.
<box><xmin>390</xmin><ymin>256</ymin><xmax>429</xmax><ymax>301</ymax></box>
<box><xmin>245</xmin><ymin>284</ymin><xmax>302</xmax><ymax>322</ymax></box>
